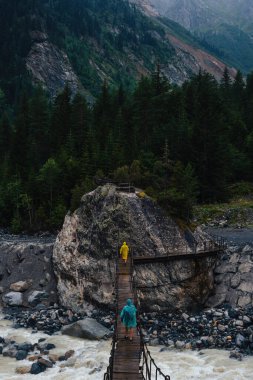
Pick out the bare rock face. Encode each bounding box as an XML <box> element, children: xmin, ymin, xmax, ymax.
<box><xmin>53</xmin><ymin>185</ymin><xmax>216</xmax><ymax>312</ymax></box>
<box><xmin>206</xmin><ymin>245</ymin><xmax>253</xmax><ymax>308</ymax></box>
<box><xmin>0</xmin><ymin>237</ymin><xmax>57</xmax><ymax>308</ymax></box>
<box><xmin>26</xmin><ymin>37</ymin><xmax>83</xmax><ymax>98</ymax></box>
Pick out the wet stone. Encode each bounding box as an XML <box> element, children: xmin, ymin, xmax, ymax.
<box><xmin>16</xmin><ymin>350</ymin><xmax>28</xmax><ymax>360</ymax></box>
<box><xmin>30</xmin><ymin>362</ymin><xmax>47</xmax><ymax>374</ymax></box>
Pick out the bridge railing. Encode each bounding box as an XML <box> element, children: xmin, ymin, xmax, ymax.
<box><xmin>103</xmin><ymin>252</ymin><xmax>119</xmax><ymax>380</ymax></box>
<box><xmin>165</xmin><ymin>235</ymin><xmax>227</xmax><ymax>256</ymax></box>
<box><xmin>139</xmin><ymin>339</ymin><xmax>170</xmax><ymax>380</ymax></box>
<box><xmin>131</xmin><ymin>249</ymin><xmax>171</xmax><ymax>380</ymax></box>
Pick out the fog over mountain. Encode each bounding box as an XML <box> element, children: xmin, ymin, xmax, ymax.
<box><xmin>149</xmin><ymin>0</ymin><xmax>253</xmax><ymax>30</ymax></box>
<box><xmin>148</xmin><ymin>0</ymin><xmax>253</xmax><ymax>72</ymax></box>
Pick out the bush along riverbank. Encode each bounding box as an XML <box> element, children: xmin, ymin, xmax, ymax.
<box><xmin>194</xmin><ymin>197</ymin><xmax>253</xmax><ymax>229</ymax></box>
<box><xmin>140</xmin><ymin>305</ymin><xmax>253</xmax><ymax>360</ymax></box>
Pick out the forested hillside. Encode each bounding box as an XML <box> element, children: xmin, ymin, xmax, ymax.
<box><xmin>0</xmin><ymin>0</ymin><xmax>175</xmax><ymax>103</ymax></box>
<box><xmin>1</xmin><ymin>68</ymin><xmax>253</xmax><ymax>232</ymax></box>
<box><xmin>0</xmin><ymin>0</ymin><xmax>236</xmax><ymax>105</ymax></box>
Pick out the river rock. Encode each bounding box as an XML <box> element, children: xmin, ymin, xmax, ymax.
<box><xmin>62</xmin><ymin>318</ymin><xmax>111</xmax><ymax>340</ymax></box>
<box><xmin>16</xmin><ymin>350</ymin><xmax>28</xmax><ymax>360</ymax></box>
<box><xmin>3</xmin><ymin>347</ymin><xmax>17</xmax><ymax>358</ymax></box>
<box><xmin>64</xmin><ymin>350</ymin><xmax>75</xmax><ymax>359</ymax></box>
<box><xmin>236</xmin><ymin>333</ymin><xmax>245</xmax><ymax>347</ymax></box>
<box><xmin>229</xmin><ymin>351</ymin><xmax>243</xmax><ymax>361</ymax></box>
<box><xmin>48</xmin><ymin>354</ymin><xmax>60</xmax><ymax>363</ymax></box>
<box><xmin>10</xmin><ymin>280</ymin><xmax>32</xmax><ymax>292</ymax></box>
<box><xmin>30</xmin><ymin>362</ymin><xmax>47</xmax><ymax>374</ymax></box>
<box><xmin>175</xmin><ymin>340</ymin><xmax>185</xmax><ymax>349</ymax></box>
<box><xmin>16</xmin><ymin>366</ymin><xmax>31</xmax><ymax>374</ymax></box>
<box><xmin>28</xmin><ymin>291</ymin><xmax>48</xmax><ymax>306</ymax></box>
<box><xmin>38</xmin><ymin>357</ymin><xmax>53</xmax><ymax>368</ymax></box>
<box><xmin>0</xmin><ymin>287</ymin><xmax>3</xmax><ymax>294</ymax></box>
<box><xmin>2</xmin><ymin>292</ymin><xmax>23</xmax><ymax>306</ymax></box>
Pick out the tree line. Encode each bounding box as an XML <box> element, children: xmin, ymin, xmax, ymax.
<box><xmin>0</xmin><ymin>67</ymin><xmax>253</xmax><ymax>232</ymax></box>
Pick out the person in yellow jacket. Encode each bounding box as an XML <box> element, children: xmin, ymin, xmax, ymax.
<box><xmin>120</xmin><ymin>242</ymin><xmax>129</xmax><ymax>264</ymax></box>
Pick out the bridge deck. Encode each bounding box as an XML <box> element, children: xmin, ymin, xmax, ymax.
<box><xmin>133</xmin><ymin>249</ymin><xmax>221</xmax><ymax>264</ymax></box>
<box><xmin>113</xmin><ymin>260</ymin><xmax>142</xmax><ymax>380</ymax></box>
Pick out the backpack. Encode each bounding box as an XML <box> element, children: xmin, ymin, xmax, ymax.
<box><xmin>124</xmin><ymin>307</ymin><xmax>134</xmax><ymax>322</ymax></box>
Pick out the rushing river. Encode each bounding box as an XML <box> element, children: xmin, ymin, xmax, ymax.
<box><xmin>1</xmin><ymin>228</ymin><xmax>253</xmax><ymax>379</ymax></box>
<box><xmin>1</xmin><ymin>314</ymin><xmax>253</xmax><ymax>380</ymax></box>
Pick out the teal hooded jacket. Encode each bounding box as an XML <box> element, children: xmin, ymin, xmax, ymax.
<box><xmin>120</xmin><ymin>299</ymin><xmax>137</xmax><ymax>328</ymax></box>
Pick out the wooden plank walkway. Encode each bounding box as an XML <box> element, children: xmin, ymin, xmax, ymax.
<box><xmin>113</xmin><ymin>259</ymin><xmax>142</xmax><ymax>380</ymax></box>
<box><xmin>133</xmin><ymin>249</ymin><xmax>222</xmax><ymax>264</ymax></box>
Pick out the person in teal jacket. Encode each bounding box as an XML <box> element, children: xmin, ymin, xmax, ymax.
<box><xmin>120</xmin><ymin>298</ymin><xmax>137</xmax><ymax>341</ymax></box>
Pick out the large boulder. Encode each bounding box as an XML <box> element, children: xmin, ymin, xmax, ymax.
<box><xmin>62</xmin><ymin>318</ymin><xmax>111</xmax><ymax>340</ymax></box>
<box><xmin>53</xmin><ymin>185</ymin><xmax>216</xmax><ymax>312</ymax></box>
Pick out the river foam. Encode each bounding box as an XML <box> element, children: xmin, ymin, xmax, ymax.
<box><xmin>1</xmin><ymin>314</ymin><xmax>253</xmax><ymax>380</ymax></box>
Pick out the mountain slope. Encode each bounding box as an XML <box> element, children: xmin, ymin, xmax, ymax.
<box><xmin>0</xmin><ymin>0</ymin><xmax>236</xmax><ymax>102</ymax></box>
<box><xmin>149</xmin><ymin>0</ymin><xmax>253</xmax><ymax>73</ymax></box>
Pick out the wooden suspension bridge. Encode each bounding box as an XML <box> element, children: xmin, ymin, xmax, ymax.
<box><xmin>103</xmin><ymin>238</ymin><xmax>225</xmax><ymax>380</ymax></box>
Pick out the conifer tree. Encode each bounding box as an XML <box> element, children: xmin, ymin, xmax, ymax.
<box><xmin>28</xmin><ymin>86</ymin><xmax>50</xmax><ymax>169</ymax></box>
<box><xmin>189</xmin><ymin>72</ymin><xmax>230</xmax><ymax>201</ymax></box>
<box><xmin>71</xmin><ymin>93</ymin><xmax>90</xmax><ymax>157</ymax></box>
<box><xmin>51</xmin><ymin>85</ymin><xmax>72</xmax><ymax>152</ymax></box>
<box><xmin>0</xmin><ymin>112</ymin><xmax>11</xmax><ymax>160</ymax></box>
<box><xmin>11</xmin><ymin>92</ymin><xmax>30</xmax><ymax>178</ymax></box>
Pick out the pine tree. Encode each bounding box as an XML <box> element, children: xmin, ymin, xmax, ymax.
<box><xmin>11</xmin><ymin>92</ymin><xmax>30</xmax><ymax>178</ymax></box>
<box><xmin>51</xmin><ymin>85</ymin><xmax>72</xmax><ymax>152</ymax></box>
<box><xmin>189</xmin><ymin>72</ymin><xmax>230</xmax><ymax>201</ymax></box>
<box><xmin>28</xmin><ymin>86</ymin><xmax>50</xmax><ymax>169</ymax></box>
<box><xmin>71</xmin><ymin>93</ymin><xmax>90</xmax><ymax>157</ymax></box>
<box><xmin>0</xmin><ymin>112</ymin><xmax>11</xmax><ymax>160</ymax></box>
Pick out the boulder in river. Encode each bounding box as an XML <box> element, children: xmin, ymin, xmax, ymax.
<box><xmin>62</xmin><ymin>318</ymin><xmax>111</xmax><ymax>340</ymax></box>
<box><xmin>53</xmin><ymin>185</ymin><xmax>215</xmax><ymax>312</ymax></box>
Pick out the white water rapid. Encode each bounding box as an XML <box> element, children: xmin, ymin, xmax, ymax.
<box><xmin>1</xmin><ymin>314</ymin><xmax>253</xmax><ymax>380</ymax></box>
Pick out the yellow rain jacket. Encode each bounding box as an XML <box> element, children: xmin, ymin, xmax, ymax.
<box><xmin>120</xmin><ymin>242</ymin><xmax>129</xmax><ymax>260</ymax></box>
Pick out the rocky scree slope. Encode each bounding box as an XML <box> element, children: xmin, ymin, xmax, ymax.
<box><xmin>53</xmin><ymin>185</ymin><xmax>216</xmax><ymax>313</ymax></box>
<box><xmin>207</xmin><ymin>244</ymin><xmax>253</xmax><ymax>309</ymax></box>
<box><xmin>0</xmin><ymin>235</ymin><xmax>57</xmax><ymax>308</ymax></box>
